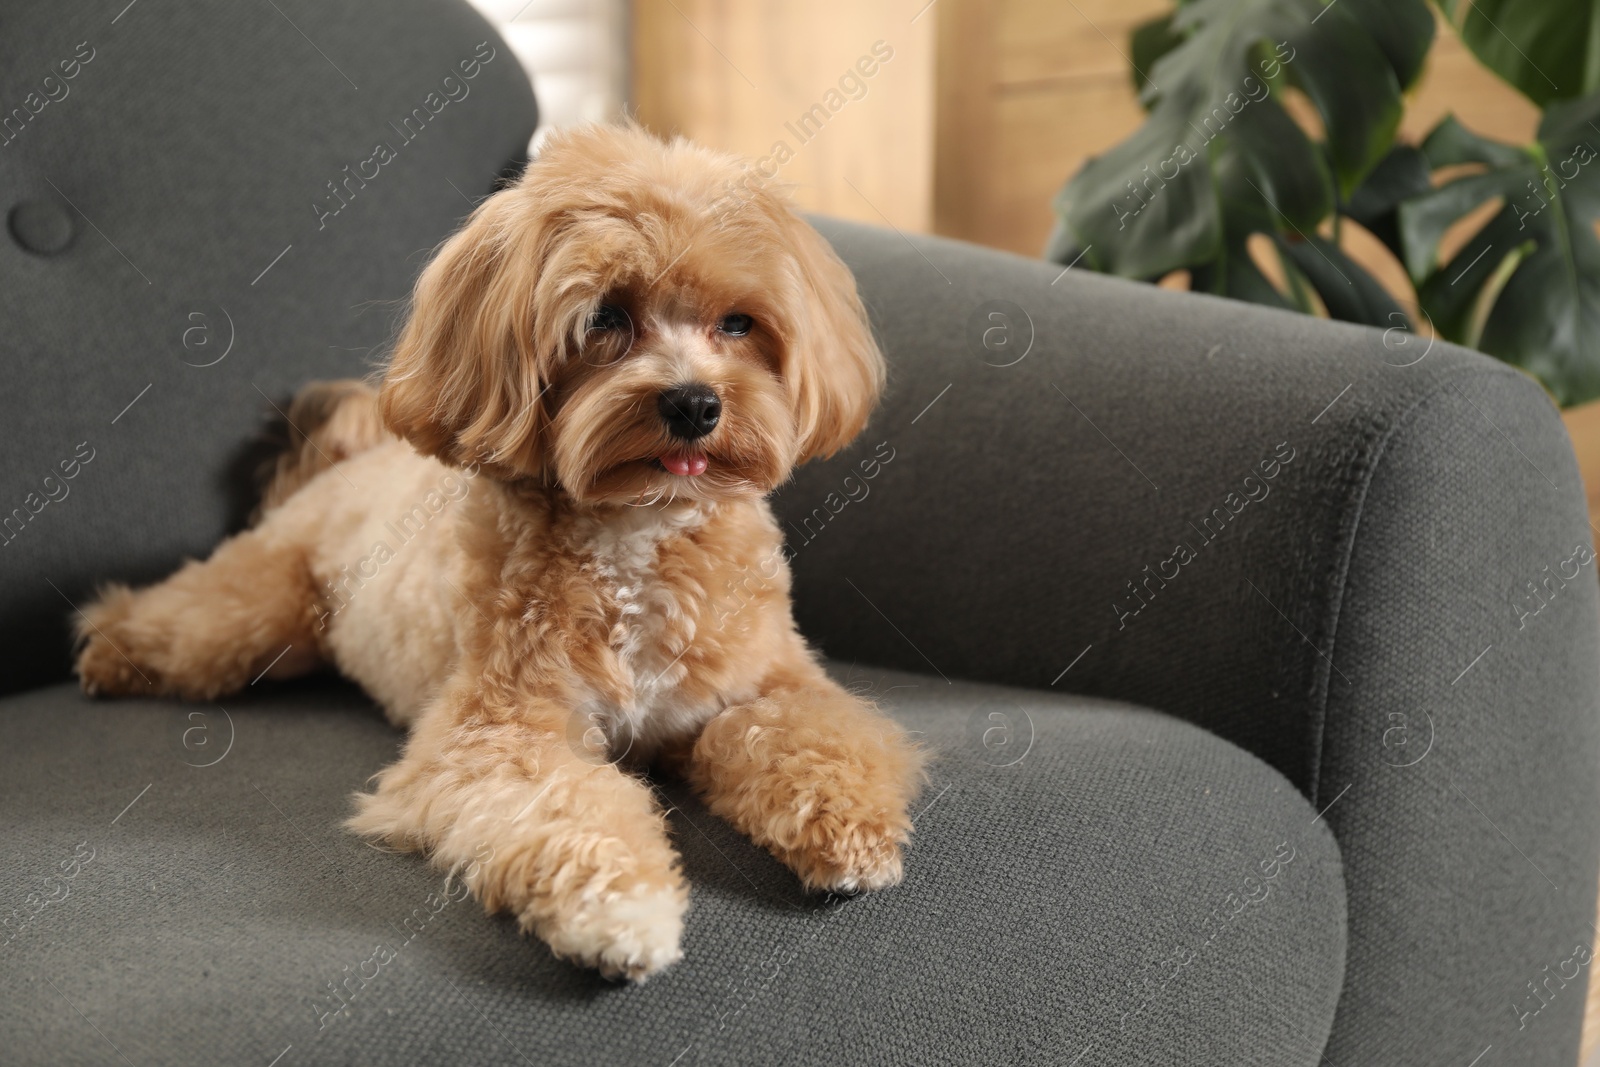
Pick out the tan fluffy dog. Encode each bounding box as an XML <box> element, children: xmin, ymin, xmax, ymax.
<box><xmin>73</xmin><ymin>124</ymin><xmax>926</xmax><ymax>981</ymax></box>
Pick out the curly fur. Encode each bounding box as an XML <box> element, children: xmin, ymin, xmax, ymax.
<box><xmin>73</xmin><ymin>124</ymin><xmax>926</xmax><ymax>981</ymax></box>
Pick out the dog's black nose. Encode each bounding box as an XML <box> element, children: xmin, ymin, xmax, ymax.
<box><xmin>658</xmin><ymin>383</ymin><xmax>721</xmax><ymax>440</ymax></box>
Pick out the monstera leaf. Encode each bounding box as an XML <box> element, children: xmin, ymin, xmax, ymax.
<box><xmin>1435</xmin><ymin>0</ymin><xmax>1600</xmax><ymax>108</ymax></box>
<box><xmin>1396</xmin><ymin>93</ymin><xmax>1600</xmax><ymax>405</ymax></box>
<box><xmin>1343</xmin><ymin>143</ymin><xmax>1434</xmax><ymax>260</ymax></box>
<box><xmin>1047</xmin><ymin>0</ymin><xmax>1433</xmax><ymax>325</ymax></box>
<box><xmin>1050</xmin><ymin>0</ymin><xmax>1600</xmax><ymax>404</ymax></box>
<box><xmin>1130</xmin><ymin>12</ymin><xmax>1184</xmax><ymax>98</ymax></box>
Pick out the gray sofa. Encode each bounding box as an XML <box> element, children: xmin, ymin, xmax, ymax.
<box><xmin>2</xmin><ymin>2</ymin><xmax>1595</xmax><ymax>1065</ymax></box>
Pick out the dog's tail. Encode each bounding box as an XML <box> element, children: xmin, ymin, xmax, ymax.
<box><xmin>255</xmin><ymin>379</ymin><xmax>390</xmax><ymax>519</ymax></box>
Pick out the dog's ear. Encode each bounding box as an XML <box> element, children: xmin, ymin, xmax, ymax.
<box><xmin>379</xmin><ymin>193</ymin><xmax>548</xmax><ymax>477</ymax></box>
<box><xmin>782</xmin><ymin>215</ymin><xmax>886</xmax><ymax>462</ymax></box>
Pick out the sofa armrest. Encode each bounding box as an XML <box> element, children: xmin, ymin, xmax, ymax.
<box><xmin>780</xmin><ymin>218</ymin><xmax>1600</xmax><ymax>1066</ymax></box>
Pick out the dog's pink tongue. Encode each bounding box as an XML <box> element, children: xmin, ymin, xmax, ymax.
<box><xmin>661</xmin><ymin>454</ymin><xmax>708</xmax><ymax>477</ymax></box>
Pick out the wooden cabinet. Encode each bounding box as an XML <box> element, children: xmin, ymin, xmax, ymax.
<box><xmin>632</xmin><ymin>0</ymin><xmax>935</xmax><ymax>233</ymax></box>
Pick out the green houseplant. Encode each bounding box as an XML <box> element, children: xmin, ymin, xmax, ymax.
<box><xmin>1046</xmin><ymin>0</ymin><xmax>1600</xmax><ymax>406</ymax></box>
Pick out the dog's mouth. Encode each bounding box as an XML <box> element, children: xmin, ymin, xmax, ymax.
<box><xmin>653</xmin><ymin>453</ymin><xmax>708</xmax><ymax>477</ymax></box>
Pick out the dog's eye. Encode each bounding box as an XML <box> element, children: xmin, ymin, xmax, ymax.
<box><xmin>587</xmin><ymin>304</ymin><xmax>629</xmax><ymax>332</ymax></box>
<box><xmin>717</xmin><ymin>313</ymin><xmax>753</xmax><ymax>337</ymax></box>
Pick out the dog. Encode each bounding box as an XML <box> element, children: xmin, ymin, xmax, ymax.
<box><xmin>73</xmin><ymin>123</ymin><xmax>926</xmax><ymax>981</ymax></box>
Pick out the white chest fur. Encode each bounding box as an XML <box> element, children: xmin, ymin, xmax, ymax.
<box><xmin>576</xmin><ymin>504</ymin><xmax>718</xmax><ymax>759</ymax></box>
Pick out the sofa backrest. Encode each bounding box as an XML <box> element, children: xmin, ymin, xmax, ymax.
<box><xmin>0</xmin><ymin>0</ymin><xmax>537</xmax><ymax>694</ymax></box>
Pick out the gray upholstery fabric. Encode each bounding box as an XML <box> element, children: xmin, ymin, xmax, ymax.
<box><xmin>0</xmin><ymin>0</ymin><xmax>537</xmax><ymax>694</ymax></box>
<box><xmin>780</xmin><ymin>221</ymin><xmax>1600</xmax><ymax>1066</ymax></box>
<box><xmin>0</xmin><ymin>668</ymin><xmax>1344</xmax><ymax>1067</ymax></box>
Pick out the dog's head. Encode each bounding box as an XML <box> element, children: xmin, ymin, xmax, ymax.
<box><xmin>378</xmin><ymin>124</ymin><xmax>884</xmax><ymax>505</ymax></box>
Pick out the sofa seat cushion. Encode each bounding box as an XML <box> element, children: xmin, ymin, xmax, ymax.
<box><xmin>0</xmin><ymin>666</ymin><xmax>1345</xmax><ymax>1066</ymax></box>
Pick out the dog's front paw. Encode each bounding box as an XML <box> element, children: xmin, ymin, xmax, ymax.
<box><xmin>689</xmin><ymin>692</ymin><xmax>926</xmax><ymax>897</ymax></box>
<box><xmin>529</xmin><ymin>882</ymin><xmax>687</xmax><ymax>982</ymax></box>
<box><xmin>777</xmin><ymin>803</ymin><xmax>908</xmax><ymax>895</ymax></box>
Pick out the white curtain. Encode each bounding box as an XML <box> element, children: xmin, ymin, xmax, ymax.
<box><xmin>464</xmin><ymin>0</ymin><xmax>627</xmax><ymax>149</ymax></box>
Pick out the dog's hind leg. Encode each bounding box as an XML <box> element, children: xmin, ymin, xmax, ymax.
<box><xmin>256</xmin><ymin>379</ymin><xmax>388</xmax><ymax>518</ymax></box>
<box><xmin>74</xmin><ymin>523</ymin><xmax>325</xmax><ymax>700</ymax></box>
